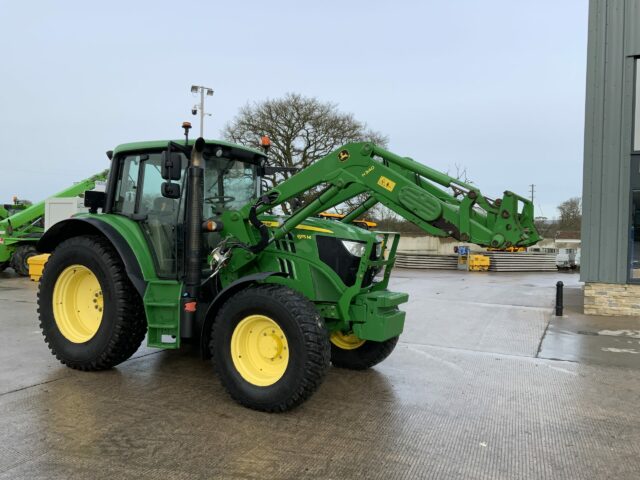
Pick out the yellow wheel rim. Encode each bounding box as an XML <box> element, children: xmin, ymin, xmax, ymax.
<box><xmin>330</xmin><ymin>331</ymin><xmax>366</xmax><ymax>350</ymax></box>
<box><xmin>231</xmin><ymin>315</ymin><xmax>289</xmax><ymax>387</ymax></box>
<box><xmin>52</xmin><ymin>265</ymin><xmax>103</xmax><ymax>343</ymax></box>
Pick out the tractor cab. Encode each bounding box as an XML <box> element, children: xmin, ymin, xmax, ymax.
<box><xmin>104</xmin><ymin>139</ymin><xmax>267</xmax><ymax>277</ymax></box>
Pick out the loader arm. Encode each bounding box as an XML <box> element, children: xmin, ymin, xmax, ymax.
<box><xmin>0</xmin><ymin>172</ymin><xmax>108</xmax><ymax>267</ymax></box>
<box><xmin>234</xmin><ymin>142</ymin><xmax>539</xmax><ymax>250</ymax></box>
<box><xmin>0</xmin><ymin>172</ymin><xmax>107</xmax><ymax>236</ymax></box>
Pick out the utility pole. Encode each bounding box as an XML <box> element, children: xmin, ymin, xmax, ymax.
<box><xmin>190</xmin><ymin>85</ymin><xmax>214</xmax><ymax>137</ymax></box>
<box><xmin>529</xmin><ymin>184</ymin><xmax>535</xmax><ymax>203</ymax></box>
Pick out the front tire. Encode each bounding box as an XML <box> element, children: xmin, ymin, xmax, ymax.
<box><xmin>10</xmin><ymin>244</ymin><xmax>38</xmax><ymax>276</ymax></box>
<box><xmin>330</xmin><ymin>331</ymin><xmax>399</xmax><ymax>370</ymax></box>
<box><xmin>211</xmin><ymin>284</ymin><xmax>330</xmax><ymax>412</ymax></box>
<box><xmin>38</xmin><ymin>235</ymin><xmax>147</xmax><ymax>371</ymax></box>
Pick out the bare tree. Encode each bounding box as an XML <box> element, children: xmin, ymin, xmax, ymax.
<box><xmin>223</xmin><ymin>93</ymin><xmax>387</xmax><ymax>213</ymax></box>
<box><xmin>446</xmin><ymin>163</ymin><xmax>472</xmax><ymax>184</ymax></box>
<box><xmin>557</xmin><ymin>197</ymin><xmax>581</xmax><ymax>232</ymax></box>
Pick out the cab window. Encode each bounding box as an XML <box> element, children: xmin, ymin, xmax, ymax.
<box><xmin>113</xmin><ymin>152</ymin><xmax>187</xmax><ymax>277</ymax></box>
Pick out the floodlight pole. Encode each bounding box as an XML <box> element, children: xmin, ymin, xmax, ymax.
<box><xmin>190</xmin><ymin>85</ymin><xmax>214</xmax><ymax>138</ymax></box>
<box><xmin>198</xmin><ymin>88</ymin><xmax>205</xmax><ymax>137</ymax></box>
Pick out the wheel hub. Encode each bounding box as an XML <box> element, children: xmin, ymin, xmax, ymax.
<box><xmin>52</xmin><ymin>264</ymin><xmax>103</xmax><ymax>343</ymax></box>
<box><xmin>330</xmin><ymin>331</ymin><xmax>366</xmax><ymax>350</ymax></box>
<box><xmin>231</xmin><ymin>315</ymin><xmax>289</xmax><ymax>386</ymax></box>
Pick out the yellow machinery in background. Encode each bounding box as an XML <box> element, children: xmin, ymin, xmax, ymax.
<box><xmin>27</xmin><ymin>254</ymin><xmax>50</xmax><ymax>282</ymax></box>
<box><xmin>455</xmin><ymin>246</ymin><xmax>490</xmax><ymax>272</ymax></box>
<box><xmin>318</xmin><ymin>212</ymin><xmax>377</xmax><ymax>230</ymax></box>
<box><xmin>467</xmin><ymin>254</ymin><xmax>490</xmax><ymax>271</ymax></box>
<box><xmin>487</xmin><ymin>246</ymin><xmax>525</xmax><ymax>253</ymax></box>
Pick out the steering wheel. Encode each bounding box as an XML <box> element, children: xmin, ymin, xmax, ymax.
<box><xmin>204</xmin><ymin>195</ymin><xmax>236</xmax><ymax>204</ymax></box>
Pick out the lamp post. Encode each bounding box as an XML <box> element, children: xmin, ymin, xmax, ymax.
<box><xmin>190</xmin><ymin>85</ymin><xmax>214</xmax><ymax>137</ymax></box>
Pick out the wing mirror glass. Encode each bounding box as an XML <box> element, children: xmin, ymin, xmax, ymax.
<box><xmin>161</xmin><ymin>182</ymin><xmax>181</xmax><ymax>199</ymax></box>
<box><xmin>161</xmin><ymin>151</ymin><xmax>182</xmax><ymax>180</ymax></box>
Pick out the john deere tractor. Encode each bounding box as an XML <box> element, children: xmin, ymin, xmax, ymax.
<box><xmin>37</xmin><ymin>127</ymin><xmax>540</xmax><ymax>412</ymax></box>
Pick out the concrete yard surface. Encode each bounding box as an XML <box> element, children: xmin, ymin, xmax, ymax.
<box><xmin>1</xmin><ymin>269</ymin><xmax>640</xmax><ymax>479</ymax></box>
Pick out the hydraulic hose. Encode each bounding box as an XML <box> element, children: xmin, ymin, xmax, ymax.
<box><xmin>247</xmin><ymin>193</ymin><xmax>278</xmax><ymax>254</ymax></box>
<box><xmin>248</xmin><ymin>204</ymin><xmax>269</xmax><ymax>253</ymax></box>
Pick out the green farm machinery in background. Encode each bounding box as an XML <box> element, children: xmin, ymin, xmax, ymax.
<box><xmin>36</xmin><ymin>127</ymin><xmax>540</xmax><ymax>412</ymax></box>
<box><xmin>0</xmin><ymin>174</ymin><xmax>105</xmax><ymax>275</ymax></box>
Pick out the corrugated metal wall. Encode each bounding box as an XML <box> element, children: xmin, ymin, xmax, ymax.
<box><xmin>581</xmin><ymin>0</ymin><xmax>640</xmax><ymax>283</ymax></box>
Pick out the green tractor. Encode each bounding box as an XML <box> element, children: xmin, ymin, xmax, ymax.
<box><xmin>37</xmin><ymin>128</ymin><xmax>540</xmax><ymax>411</ymax></box>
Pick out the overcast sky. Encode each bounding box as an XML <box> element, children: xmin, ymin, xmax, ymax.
<box><xmin>0</xmin><ymin>0</ymin><xmax>588</xmax><ymax>219</ymax></box>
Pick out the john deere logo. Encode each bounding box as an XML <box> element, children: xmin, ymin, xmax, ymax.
<box><xmin>338</xmin><ymin>150</ymin><xmax>350</xmax><ymax>161</ymax></box>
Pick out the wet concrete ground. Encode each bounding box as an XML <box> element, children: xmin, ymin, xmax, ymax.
<box><xmin>1</xmin><ymin>269</ymin><xmax>640</xmax><ymax>479</ymax></box>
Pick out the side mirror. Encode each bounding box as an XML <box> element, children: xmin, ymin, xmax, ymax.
<box><xmin>161</xmin><ymin>182</ymin><xmax>181</xmax><ymax>199</ymax></box>
<box><xmin>161</xmin><ymin>151</ymin><xmax>182</xmax><ymax>180</ymax></box>
<box><xmin>84</xmin><ymin>190</ymin><xmax>106</xmax><ymax>214</ymax></box>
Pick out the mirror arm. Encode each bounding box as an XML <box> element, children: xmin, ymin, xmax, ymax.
<box><xmin>168</xmin><ymin>141</ymin><xmax>191</xmax><ymax>158</ymax></box>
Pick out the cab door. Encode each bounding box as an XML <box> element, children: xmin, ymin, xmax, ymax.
<box><xmin>112</xmin><ymin>151</ymin><xmax>186</xmax><ymax>278</ymax></box>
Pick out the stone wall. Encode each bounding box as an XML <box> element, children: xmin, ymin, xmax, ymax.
<box><xmin>584</xmin><ymin>282</ymin><xmax>640</xmax><ymax>316</ymax></box>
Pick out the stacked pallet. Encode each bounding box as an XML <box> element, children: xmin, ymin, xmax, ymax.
<box><xmin>394</xmin><ymin>251</ymin><xmax>558</xmax><ymax>272</ymax></box>
<box><xmin>484</xmin><ymin>251</ymin><xmax>557</xmax><ymax>272</ymax></box>
<box><xmin>394</xmin><ymin>253</ymin><xmax>458</xmax><ymax>270</ymax></box>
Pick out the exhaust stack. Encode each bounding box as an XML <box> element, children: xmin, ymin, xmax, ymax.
<box><xmin>181</xmin><ymin>137</ymin><xmax>205</xmax><ymax>337</ymax></box>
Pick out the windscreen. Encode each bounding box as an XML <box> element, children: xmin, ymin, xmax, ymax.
<box><xmin>203</xmin><ymin>154</ymin><xmax>258</xmax><ymax>213</ymax></box>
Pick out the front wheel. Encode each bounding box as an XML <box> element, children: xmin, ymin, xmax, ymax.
<box><xmin>10</xmin><ymin>244</ymin><xmax>38</xmax><ymax>276</ymax></box>
<box><xmin>330</xmin><ymin>331</ymin><xmax>399</xmax><ymax>370</ymax></box>
<box><xmin>211</xmin><ymin>284</ymin><xmax>330</xmax><ymax>412</ymax></box>
<box><xmin>38</xmin><ymin>235</ymin><xmax>147</xmax><ymax>370</ymax></box>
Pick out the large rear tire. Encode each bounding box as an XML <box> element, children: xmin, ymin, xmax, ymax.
<box><xmin>211</xmin><ymin>284</ymin><xmax>330</xmax><ymax>412</ymax></box>
<box><xmin>38</xmin><ymin>235</ymin><xmax>147</xmax><ymax>371</ymax></box>
<box><xmin>330</xmin><ymin>331</ymin><xmax>399</xmax><ymax>370</ymax></box>
<box><xmin>10</xmin><ymin>244</ymin><xmax>38</xmax><ymax>276</ymax></box>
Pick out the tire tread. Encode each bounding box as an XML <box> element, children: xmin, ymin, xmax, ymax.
<box><xmin>331</xmin><ymin>335</ymin><xmax>399</xmax><ymax>370</ymax></box>
<box><xmin>211</xmin><ymin>284</ymin><xmax>330</xmax><ymax>412</ymax></box>
<box><xmin>37</xmin><ymin>235</ymin><xmax>147</xmax><ymax>371</ymax></box>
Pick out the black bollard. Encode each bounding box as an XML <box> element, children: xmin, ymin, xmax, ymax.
<box><xmin>555</xmin><ymin>281</ymin><xmax>564</xmax><ymax>316</ymax></box>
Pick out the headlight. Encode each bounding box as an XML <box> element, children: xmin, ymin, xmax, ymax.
<box><xmin>341</xmin><ymin>240</ymin><xmax>366</xmax><ymax>257</ymax></box>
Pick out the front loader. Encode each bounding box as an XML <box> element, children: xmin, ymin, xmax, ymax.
<box><xmin>37</xmin><ymin>129</ymin><xmax>540</xmax><ymax>412</ymax></box>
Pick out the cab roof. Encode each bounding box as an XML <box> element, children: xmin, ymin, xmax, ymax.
<box><xmin>112</xmin><ymin>139</ymin><xmax>266</xmax><ymax>157</ymax></box>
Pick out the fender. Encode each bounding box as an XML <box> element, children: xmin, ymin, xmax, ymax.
<box><xmin>199</xmin><ymin>271</ymin><xmax>285</xmax><ymax>358</ymax></box>
<box><xmin>37</xmin><ymin>218</ymin><xmax>146</xmax><ymax>297</ymax></box>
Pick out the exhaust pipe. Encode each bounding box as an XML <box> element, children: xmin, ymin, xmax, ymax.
<box><xmin>181</xmin><ymin>137</ymin><xmax>205</xmax><ymax>337</ymax></box>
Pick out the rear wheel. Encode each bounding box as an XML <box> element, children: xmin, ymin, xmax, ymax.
<box><xmin>10</xmin><ymin>244</ymin><xmax>38</xmax><ymax>276</ymax></box>
<box><xmin>330</xmin><ymin>331</ymin><xmax>399</xmax><ymax>370</ymax></box>
<box><xmin>211</xmin><ymin>284</ymin><xmax>330</xmax><ymax>412</ymax></box>
<box><xmin>38</xmin><ymin>235</ymin><xmax>147</xmax><ymax>370</ymax></box>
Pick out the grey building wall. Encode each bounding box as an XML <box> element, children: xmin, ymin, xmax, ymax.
<box><xmin>581</xmin><ymin>0</ymin><xmax>640</xmax><ymax>283</ymax></box>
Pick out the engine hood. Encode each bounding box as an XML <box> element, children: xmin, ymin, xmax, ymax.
<box><xmin>259</xmin><ymin>215</ymin><xmax>377</xmax><ymax>243</ymax></box>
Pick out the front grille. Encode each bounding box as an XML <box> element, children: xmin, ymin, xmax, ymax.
<box><xmin>277</xmin><ymin>257</ymin><xmax>296</xmax><ymax>278</ymax></box>
<box><xmin>316</xmin><ymin>236</ymin><xmax>380</xmax><ymax>287</ymax></box>
<box><xmin>274</xmin><ymin>233</ymin><xmax>296</xmax><ymax>253</ymax></box>
<box><xmin>274</xmin><ymin>233</ymin><xmax>296</xmax><ymax>278</ymax></box>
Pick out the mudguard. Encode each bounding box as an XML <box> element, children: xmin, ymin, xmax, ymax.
<box><xmin>37</xmin><ymin>218</ymin><xmax>146</xmax><ymax>296</ymax></box>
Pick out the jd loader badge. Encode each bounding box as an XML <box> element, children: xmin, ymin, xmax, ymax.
<box><xmin>338</xmin><ymin>150</ymin><xmax>350</xmax><ymax>161</ymax></box>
